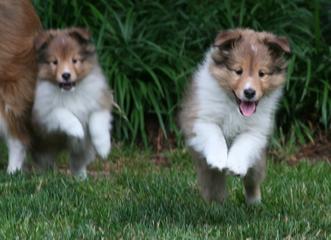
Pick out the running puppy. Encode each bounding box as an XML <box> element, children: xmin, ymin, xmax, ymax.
<box><xmin>0</xmin><ymin>1</ymin><xmax>41</xmax><ymax>173</ymax></box>
<box><xmin>32</xmin><ymin>28</ymin><xmax>113</xmax><ymax>177</ymax></box>
<box><xmin>179</xmin><ymin>29</ymin><xmax>290</xmax><ymax>204</ymax></box>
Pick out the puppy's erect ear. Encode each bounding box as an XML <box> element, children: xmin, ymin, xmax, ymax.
<box><xmin>264</xmin><ymin>35</ymin><xmax>291</xmax><ymax>57</ymax></box>
<box><xmin>213</xmin><ymin>30</ymin><xmax>242</xmax><ymax>51</ymax></box>
<box><xmin>34</xmin><ymin>31</ymin><xmax>52</xmax><ymax>51</ymax></box>
<box><xmin>68</xmin><ymin>27</ymin><xmax>92</xmax><ymax>44</ymax></box>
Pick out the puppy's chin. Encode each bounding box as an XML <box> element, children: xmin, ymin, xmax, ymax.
<box><xmin>59</xmin><ymin>82</ymin><xmax>76</xmax><ymax>91</ymax></box>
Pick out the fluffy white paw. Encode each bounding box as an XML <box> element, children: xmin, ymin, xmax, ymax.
<box><xmin>66</xmin><ymin>122</ymin><xmax>85</xmax><ymax>139</ymax></box>
<box><xmin>88</xmin><ymin>111</ymin><xmax>112</xmax><ymax>159</ymax></box>
<box><xmin>226</xmin><ymin>156</ymin><xmax>249</xmax><ymax>177</ymax></box>
<box><xmin>206</xmin><ymin>152</ymin><xmax>227</xmax><ymax>171</ymax></box>
<box><xmin>7</xmin><ymin>138</ymin><xmax>25</xmax><ymax>174</ymax></box>
<box><xmin>94</xmin><ymin>138</ymin><xmax>111</xmax><ymax>159</ymax></box>
<box><xmin>73</xmin><ymin>168</ymin><xmax>88</xmax><ymax>180</ymax></box>
<box><xmin>7</xmin><ymin>165</ymin><xmax>22</xmax><ymax>174</ymax></box>
<box><xmin>246</xmin><ymin>195</ymin><xmax>262</xmax><ymax>205</ymax></box>
<box><xmin>49</xmin><ymin>108</ymin><xmax>85</xmax><ymax>139</ymax></box>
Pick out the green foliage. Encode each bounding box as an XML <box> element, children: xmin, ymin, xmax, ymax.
<box><xmin>32</xmin><ymin>0</ymin><xmax>331</xmax><ymax>145</ymax></box>
<box><xmin>0</xmin><ymin>149</ymin><xmax>330</xmax><ymax>238</ymax></box>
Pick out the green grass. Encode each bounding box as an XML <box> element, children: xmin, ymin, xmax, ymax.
<box><xmin>0</xmin><ymin>148</ymin><xmax>330</xmax><ymax>239</ymax></box>
<box><xmin>31</xmin><ymin>0</ymin><xmax>331</xmax><ymax>145</ymax></box>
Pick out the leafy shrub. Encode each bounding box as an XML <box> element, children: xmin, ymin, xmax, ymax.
<box><xmin>32</xmin><ymin>0</ymin><xmax>331</xmax><ymax>146</ymax></box>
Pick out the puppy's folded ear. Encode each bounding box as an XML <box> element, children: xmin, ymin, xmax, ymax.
<box><xmin>34</xmin><ymin>31</ymin><xmax>52</xmax><ymax>51</ymax></box>
<box><xmin>68</xmin><ymin>27</ymin><xmax>95</xmax><ymax>57</ymax></box>
<box><xmin>34</xmin><ymin>31</ymin><xmax>53</xmax><ymax>63</ymax></box>
<box><xmin>212</xmin><ymin>30</ymin><xmax>241</xmax><ymax>64</ymax></box>
<box><xmin>264</xmin><ymin>35</ymin><xmax>291</xmax><ymax>57</ymax></box>
<box><xmin>214</xmin><ymin>30</ymin><xmax>242</xmax><ymax>51</ymax></box>
<box><xmin>68</xmin><ymin>27</ymin><xmax>92</xmax><ymax>44</ymax></box>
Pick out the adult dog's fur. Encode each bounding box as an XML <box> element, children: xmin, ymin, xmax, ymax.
<box><xmin>32</xmin><ymin>28</ymin><xmax>113</xmax><ymax>177</ymax></box>
<box><xmin>0</xmin><ymin>1</ymin><xmax>41</xmax><ymax>173</ymax></box>
<box><xmin>179</xmin><ymin>29</ymin><xmax>290</xmax><ymax>204</ymax></box>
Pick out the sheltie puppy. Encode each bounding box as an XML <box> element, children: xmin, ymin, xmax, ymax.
<box><xmin>0</xmin><ymin>1</ymin><xmax>41</xmax><ymax>173</ymax></box>
<box><xmin>179</xmin><ymin>29</ymin><xmax>290</xmax><ymax>204</ymax></box>
<box><xmin>32</xmin><ymin>28</ymin><xmax>113</xmax><ymax>177</ymax></box>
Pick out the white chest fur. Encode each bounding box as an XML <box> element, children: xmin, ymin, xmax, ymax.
<box><xmin>33</xmin><ymin>66</ymin><xmax>107</xmax><ymax>126</ymax></box>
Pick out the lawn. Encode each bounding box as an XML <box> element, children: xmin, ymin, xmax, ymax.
<box><xmin>0</xmin><ymin>147</ymin><xmax>330</xmax><ymax>239</ymax></box>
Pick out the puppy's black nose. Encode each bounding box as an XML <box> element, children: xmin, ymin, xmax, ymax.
<box><xmin>244</xmin><ymin>88</ymin><xmax>256</xmax><ymax>99</ymax></box>
<box><xmin>62</xmin><ymin>73</ymin><xmax>71</xmax><ymax>81</ymax></box>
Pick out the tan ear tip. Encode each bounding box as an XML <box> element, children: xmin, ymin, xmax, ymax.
<box><xmin>214</xmin><ymin>30</ymin><xmax>241</xmax><ymax>48</ymax></box>
<box><xmin>68</xmin><ymin>27</ymin><xmax>92</xmax><ymax>41</ymax></box>
<box><xmin>34</xmin><ymin>31</ymin><xmax>48</xmax><ymax>50</ymax></box>
<box><xmin>280</xmin><ymin>37</ymin><xmax>291</xmax><ymax>53</ymax></box>
<box><xmin>264</xmin><ymin>35</ymin><xmax>291</xmax><ymax>55</ymax></box>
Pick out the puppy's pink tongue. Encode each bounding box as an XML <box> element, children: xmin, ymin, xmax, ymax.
<box><xmin>240</xmin><ymin>101</ymin><xmax>256</xmax><ymax>117</ymax></box>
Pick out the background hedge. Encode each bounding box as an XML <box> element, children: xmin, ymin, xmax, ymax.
<box><xmin>32</xmin><ymin>0</ymin><xmax>331</xmax><ymax>147</ymax></box>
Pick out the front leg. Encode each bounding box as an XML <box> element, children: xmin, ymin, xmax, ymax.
<box><xmin>44</xmin><ymin>108</ymin><xmax>84</xmax><ymax>139</ymax></box>
<box><xmin>7</xmin><ymin>137</ymin><xmax>26</xmax><ymax>174</ymax></box>
<box><xmin>227</xmin><ymin>132</ymin><xmax>267</xmax><ymax>177</ymax></box>
<box><xmin>188</xmin><ymin>121</ymin><xmax>228</xmax><ymax>171</ymax></box>
<box><xmin>70</xmin><ymin>138</ymin><xmax>96</xmax><ymax>179</ymax></box>
<box><xmin>88</xmin><ymin>110</ymin><xmax>112</xmax><ymax>159</ymax></box>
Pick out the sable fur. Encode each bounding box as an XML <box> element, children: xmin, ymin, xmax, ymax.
<box><xmin>0</xmin><ymin>0</ymin><xmax>41</xmax><ymax>172</ymax></box>
<box><xmin>32</xmin><ymin>28</ymin><xmax>113</xmax><ymax>177</ymax></box>
<box><xmin>179</xmin><ymin>28</ymin><xmax>290</xmax><ymax>204</ymax></box>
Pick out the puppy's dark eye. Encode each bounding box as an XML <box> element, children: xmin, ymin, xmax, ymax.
<box><xmin>52</xmin><ymin>60</ymin><xmax>58</xmax><ymax>65</ymax></box>
<box><xmin>235</xmin><ymin>69</ymin><xmax>243</xmax><ymax>75</ymax></box>
<box><xmin>72</xmin><ymin>59</ymin><xmax>78</xmax><ymax>64</ymax></box>
<box><xmin>259</xmin><ymin>70</ymin><xmax>266</xmax><ymax>77</ymax></box>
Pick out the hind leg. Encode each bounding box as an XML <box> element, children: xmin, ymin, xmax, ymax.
<box><xmin>243</xmin><ymin>155</ymin><xmax>266</xmax><ymax>205</ymax></box>
<box><xmin>32</xmin><ymin>151</ymin><xmax>57</xmax><ymax>171</ymax></box>
<box><xmin>6</xmin><ymin>137</ymin><xmax>26</xmax><ymax>173</ymax></box>
<box><xmin>69</xmin><ymin>138</ymin><xmax>95</xmax><ymax>178</ymax></box>
<box><xmin>196</xmin><ymin>158</ymin><xmax>227</xmax><ymax>203</ymax></box>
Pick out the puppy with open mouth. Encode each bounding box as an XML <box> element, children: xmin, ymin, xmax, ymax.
<box><xmin>179</xmin><ymin>29</ymin><xmax>290</xmax><ymax>204</ymax></box>
<box><xmin>32</xmin><ymin>28</ymin><xmax>113</xmax><ymax>178</ymax></box>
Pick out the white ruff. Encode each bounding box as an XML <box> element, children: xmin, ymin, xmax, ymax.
<box><xmin>188</xmin><ymin>49</ymin><xmax>283</xmax><ymax>176</ymax></box>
